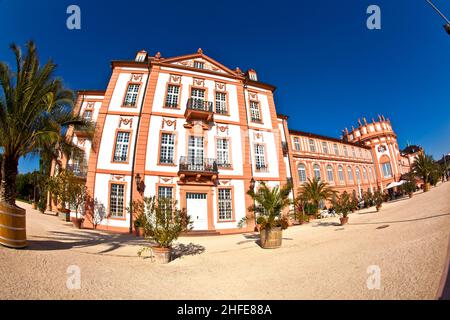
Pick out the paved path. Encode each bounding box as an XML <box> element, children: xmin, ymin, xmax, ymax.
<box><xmin>1</xmin><ymin>182</ymin><xmax>450</xmax><ymax>299</ymax></box>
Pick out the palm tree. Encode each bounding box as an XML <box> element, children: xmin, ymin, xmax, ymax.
<box><xmin>412</xmin><ymin>153</ymin><xmax>435</xmax><ymax>191</ymax></box>
<box><xmin>247</xmin><ymin>182</ymin><xmax>292</xmax><ymax>230</ymax></box>
<box><xmin>0</xmin><ymin>41</ymin><xmax>90</xmax><ymax>206</ymax></box>
<box><xmin>297</xmin><ymin>178</ymin><xmax>336</xmax><ymax>216</ymax></box>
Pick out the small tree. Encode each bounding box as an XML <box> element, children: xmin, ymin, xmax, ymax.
<box><xmin>297</xmin><ymin>178</ymin><xmax>335</xmax><ymax>218</ymax></box>
<box><xmin>137</xmin><ymin>197</ymin><xmax>192</xmax><ymax>250</ymax></box>
<box><xmin>68</xmin><ymin>181</ymin><xmax>87</xmax><ymax>219</ymax></box>
<box><xmin>363</xmin><ymin>190</ymin><xmax>374</xmax><ymax>208</ymax></box>
<box><xmin>373</xmin><ymin>190</ymin><xmax>384</xmax><ymax>211</ymax></box>
<box><xmin>247</xmin><ymin>182</ymin><xmax>291</xmax><ymax>230</ymax></box>
<box><xmin>332</xmin><ymin>191</ymin><xmax>352</xmax><ymax>218</ymax></box>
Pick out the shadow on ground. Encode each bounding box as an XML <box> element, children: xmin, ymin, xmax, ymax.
<box><xmin>171</xmin><ymin>243</ymin><xmax>205</xmax><ymax>259</ymax></box>
<box><xmin>236</xmin><ymin>232</ymin><xmax>292</xmax><ymax>247</ymax></box>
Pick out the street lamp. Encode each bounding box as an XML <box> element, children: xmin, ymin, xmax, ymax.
<box><xmin>425</xmin><ymin>0</ymin><xmax>450</xmax><ymax>35</ymax></box>
<box><xmin>135</xmin><ymin>173</ymin><xmax>144</xmax><ymax>194</ymax></box>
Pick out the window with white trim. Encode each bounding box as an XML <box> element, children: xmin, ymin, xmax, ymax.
<box><xmin>322</xmin><ymin>142</ymin><xmax>329</xmax><ymax>154</ymax></box>
<box><xmin>110</xmin><ymin>183</ymin><xmax>125</xmax><ymax>218</ymax></box>
<box><xmin>113</xmin><ymin>132</ymin><xmax>130</xmax><ymax>162</ymax></box>
<box><xmin>165</xmin><ymin>85</ymin><xmax>180</xmax><ymax>108</ymax></box>
<box><xmin>363</xmin><ymin>167</ymin><xmax>368</xmax><ymax>181</ymax></box>
<box><xmin>123</xmin><ymin>84</ymin><xmax>140</xmax><ymax>107</ymax></box>
<box><xmin>194</xmin><ymin>61</ymin><xmax>204</xmax><ymax>69</ymax></box>
<box><xmin>255</xmin><ymin>144</ymin><xmax>266</xmax><ymax>171</ymax></box>
<box><xmin>309</xmin><ymin>139</ymin><xmax>316</xmax><ymax>152</ymax></box>
<box><xmin>218</xmin><ymin>188</ymin><xmax>233</xmax><ymax>221</ymax></box>
<box><xmin>314</xmin><ymin>164</ymin><xmax>321</xmax><ymax>180</ymax></box>
<box><xmin>216</xmin><ymin>138</ymin><xmax>230</xmax><ymax>168</ymax></box>
<box><xmin>347</xmin><ymin>166</ymin><xmax>354</xmax><ymax>182</ymax></box>
<box><xmin>293</xmin><ymin>137</ymin><xmax>301</xmax><ymax>151</ymax></box>
<box><xmin>83</xmin><ymin>110</ymin><xmax>92</xmax><ymax>121</ymax></box>
<box><xmin>338</xmin><ymin>165</ymin><xmax>345</xmax><ymax>183</ymax></box>
<box><xmin>160</xmin><ymin>133</ymin><xmax>175</xmax><ymax>164</ymax></box>
<box><xmin>343</xmin><ymin>146</ymin><xmax>348</xmax><ymax>157</ymax></box>
<box><xmin>249</xmin><ymin>101</ymin><xmax>261</xmax><ymax>122</ymax></box>
<box><xmin>327</xmin><ymin>165</ymin><xmax>334</xmax><ymax>182</ymax></box>
<box><xmin>190</xmin><ymin>88</ymin><xmax>205</xmax><ymax>109</ymax></box>
<box><xmin>215</xmin><ymin>92</ymin><xmax>227</xmax><ymax>114</ymax></box>
<box><xmin>298</xmin><ymin>164</ymin><xmax>307</xmax><ymax>182</ymax></box>
<box><xmin>333</xmin><ymin>143</ymin><xmax>339</xmax><ymax>155</ymax></box>
<box><xmin>352</xmin><ymin>147</ymin><xmax>356</xmax><ymax>158</ymax></box>
<box><xmin>158</xmin><ymin>186</ymin><xmax>173</xmax><ymax>200</ymax></box>
<box><xmin>355</xmin><ymin>167</ymin><xmax>361</xmax><ymax>183</ymax></box>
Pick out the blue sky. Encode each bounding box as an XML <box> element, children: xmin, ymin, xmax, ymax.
<box><xmin>1</xmin><ymin>0</ymin><xmax>450</xmax><ymax>173</ymax></box>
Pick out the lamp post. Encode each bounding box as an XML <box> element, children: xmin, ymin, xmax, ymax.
<box><xmin>425</xmin><ymin>0</ymin><xmax>450</xmax><ymax>34</ymax></box>
<box><xmin>135</xmin><ymin>173</ymin><xmax>142</xmax><ymax>194</ymax></box>
<box><xmin>249</xmin><ymin>178</ymin><xmax>256</xmax><ymax>231</ymax></box>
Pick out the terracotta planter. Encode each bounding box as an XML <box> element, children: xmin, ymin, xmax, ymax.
<box><xmin>135</xmin><ymin>227</ymin><xmax>145</xmax><ymax>237</ymax></box>
<box><xmin>32</xmin><ymin>202</ymin><xmax>37</xmax><ymax>210</ymax></box>
<box><xmin>72</xmin><ymin>218</ymin><xmax>84</xmax><ymax>229</ymax></box>
<box><xmin>376</xmin><ymin>205</ymin><xmax>381</xmax><ymax>212</ymax></box>
<box><xmin>340</xmin><ymin>216</ymin><xmax>349</xmax><ymax>225</ymax></box>
<box><xmin>408</xmin><ymin>192</ymin><xmax>413</xmax><ymax>198</ymax></box>
<box><xmin>308</xmin><ymin>215</ymin><xmax>316</xmax><ymax>221</ymax></box>
<box><xmin>259</xmin><ymin>227</ymin><xmax>282</xmax><ymax>249</ymax></box>
<box><xmin>152</xmin><ymin>246</ymin><xmax>172</xmax><ymax>264</ymax></box>
<box><xmin>424</xmin><ymin>183</ymin><xmax>431</xmax><ymax>192</ymax></box>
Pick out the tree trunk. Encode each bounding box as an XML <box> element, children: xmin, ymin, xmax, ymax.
<box><xmin>0</xmin><ymin>154</ymin><xmax>19</xmax><ymax>205</ymax></box>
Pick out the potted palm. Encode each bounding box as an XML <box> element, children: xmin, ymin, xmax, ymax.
<box><xmin>296</xmin><ymin>178</ymin><xmax>335</xmax><ymax>219</ymax></box>
<box><xmin>247</xmin><ymin>182</ymin><xmax>291</xmax><ymax>249</ymax></box>
<box><xmin>412</xmin><ymin>153</ymin><xmax>435</xmax><ymax>192</ymax></box>
<box><xmin>332</xmin><ymin>191</ymin><xmax>351</xmax><ymax>225</ymax></box>
<box><xmin>374</xmin><ymin>190</ymin><xmax>383</xmax><ymax>212</ymax></box>
<box><xmin>137</xmin><ymin>197</ymin><xmax>192</xmax><ymax>264</ymax></box>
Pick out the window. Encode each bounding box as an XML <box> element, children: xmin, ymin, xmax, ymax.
<box><xmin>249</xmin><ymin>101</ymin><xmax>261</xmax><ymax>122</ymax></box>
<box><xmin>215</xmin><ymin>92</ymin><xmax>227</xmax><ymax>114</ymax></box>
<box><xmin>194</xmin><ymin>61</ymin><xmax>204</xmax><ymax>69</ymax></box>
<box><xmin>326</xmin><ymin>165</ymin><xmax>334</xmax><ymax>182</ymax></box>
<box><xmin>333</xmin><ymin>143</ymin><xmax>339</xmax><ymax>155</ymax></box>
<box><xmin>255</xmin><ymin>144</ymin><xmax>266</xmax><ymax>171</ymax></box>
<box><xmin>322</xmin><ymin>142</ymin><xmax>328</xmax><ymax>154</ymax></box>
<box><xmin>363</xmin><ymin>167</ymin><xmax>368</xmax><ymax>182</ymax></box>
<box><xmin>293</xmin><ymin>137</ymin><xmax>301</xmax><ymax>151</ymax></box>
<box><xmin>369</xmin><ymin>167</ymin><xmax>374</xmax><ymax>181</ymax></box>
<box><xmin>355</xmin><ymin>167</ymin><xmax>361</xmax><ymax>183</ymax></box>
<box><xmin>217</xmin><ymin>138</ymin><xmax>231</xmax><ymax>168</ymax></box>
<box><xmin>188</xmin><ymin>136</ymin><xmax>204</xmax><ymax>166</ymax></box>
<box><xmin>83</xmin><ymin>110</ymin><xmax>92</xmax><ymax>121</ymax></box>
<box><xmin>343</xmin><ymin>146</ymin><xmax>348</xmax><ymax>157</ymax></box>
<box><xmin>218</xmin><ymin>188</ymin><xmax>233</xmax><ymax>221</ymax></box>
<box><xmin>338</xmin><ymin>166</ymin><xmax>345</xmax><ymax>183</ymax></box>
<box><xmin>309</xmin><ymin>139</ymin><xmax>316</xmax><ymax>152</ymax></box>
<box><xmin>158</xmin><ymin>186</ymin><xmax>173</xmax><ymax>200</ymax></box>
<box><xmin>113</xmin><ymin>131</ymin><xmax>130</xmax><ymax>162</ymax></box>
<box><xmin>165</xmin><ymin>85</ymin><xmax>180</xmax><ymax>108</ymax></box>
<box><xmin>110</xmin><ymin>183</ymin><xmax>125</xmax><ymax>218</ymax></box>
<box><xmin>123</xmin><ymin>84</ymin><xmax>140</xmax><ymax>107</ymax></box>
<box><xmin>313</xmin><ymin>164</ymin><xmax>321</xmax><ymax>180</ymax></box>
<box><xmin>347</xmin><ymin>166</ymin><xmax>354</xmax><ymax>182</ymax></box>
<box><xmin>298</xmin><ymin>164</ymin><xmax>307</xmax><ymax>182</ymax></box>
<box><xmin>249</xmin><ymin>73</ymin><xmax>257</xmax><ymax>81</ymax></box>
<box><xmin>160</xmin><ymin>133</ymin><xmax>175</xmax><ymax>164</ymax></box>
<box><xmin>381</xmin><ymin>162</ymin><xmax>392</xmax><ymax>178</ymax></box>
<box><xmin>352</xmin><ymin>147</ymin><xmax>356</xmax><ymax>158</ymax></box>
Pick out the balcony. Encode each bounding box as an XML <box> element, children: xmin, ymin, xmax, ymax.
<box><xmin>66</xmin><ymin>164</ymin><xmax>88</xmax><ymax>179</ymax></box>
<box><xmin>178</xmin><ymin>156</ymin><xmax>218</xmax><ymax>184</ymax></box>
<box><xmin>184</xmin><ymin>98</ymin><xmax>214</xmax><ymax>123</ymax></box>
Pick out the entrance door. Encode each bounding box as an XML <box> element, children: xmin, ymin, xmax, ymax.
<box><xmin>186</xmin><ymin>193</ymin><xmax>208</xmax><ymax>230</ymax></box>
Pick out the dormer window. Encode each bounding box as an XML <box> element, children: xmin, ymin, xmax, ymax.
<box><xmin>194</xmin><ymin>61</ymin><xmax>204</xmax><ymax>69</ymax></box>
<box><xmin>249</xmin><ymin>73</ymin><xmax>257</xmax><ymax>81</ymax></box>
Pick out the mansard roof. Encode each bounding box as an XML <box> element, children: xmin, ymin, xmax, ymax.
<box><xmin>289</xmin><ymin>129</ymin><xmax>371</xmax><ymax>149</ymax></box>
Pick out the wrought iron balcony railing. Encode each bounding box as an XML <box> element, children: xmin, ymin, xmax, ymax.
<box><xmin>186</xmin><ymin>98</ymin><xmax>214</xmax><ymax>112</ymax></box>
<box><xmin>179</xmin><ymin>156</ymin><xmax>218</xmax><ymax>174</ymax></box>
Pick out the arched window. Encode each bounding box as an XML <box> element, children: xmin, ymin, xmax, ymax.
<box><xmin>326</xmin><ymin>165</ymin><xmax>334</xmax><ymax>182</ymax></box>
<box><xmin>333</xmin><ymin>143</ymin><xmax>339</xmax><ymax>155</ymax></box>
<box><xmin>355</xmin><ymin>167</ymin><xmax>361</xmax><ymax>183</ymax></box>
<box><xmin>347</xmin><ymin>166</ymin><xmax>354</xmax><ymax>182</ymax></box>
<box><xmin>338</xmin><ymin>165</ymin><xmax>345</xmax><ymax>183</ymax></box>
<box><xmin>380</xmin><ymin>155</ymin><xmax>393</xmax><ymax>178</ymax></box>
<box><xmin>369</xmin><ymin>167</ymin><xmax>374</xmax><ymax>182</ymax></box>
<box><xmin>363</xmin><ymin>167</ymin><xmax>368</xmax><ymax>182</ymax></box>
<box><xmin>313</xmin><ymin>164</ymin><xmax>321</xmax><ymax>180</ymax></box>
<box><xmin>298</xmin><ymin>164</ymin><xmax>307</xmax><ymax>182</ymax></box>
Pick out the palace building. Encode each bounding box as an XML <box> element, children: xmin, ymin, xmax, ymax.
<box><xmin>50</xmin><ymin>48</ymin><xmax>420</xmax><ymax>234</ymax></box>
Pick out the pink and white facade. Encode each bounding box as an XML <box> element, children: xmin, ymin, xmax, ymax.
<box><xmin>53</xmin><ymin>49</ymin><xmax>420</xmax><ymax>234</ymax></box>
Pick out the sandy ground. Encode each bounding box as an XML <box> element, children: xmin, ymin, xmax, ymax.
<box><xmin>1</xmin><ymin>182</ymin><xmax>450</xmax><ymax>300</ymax></box>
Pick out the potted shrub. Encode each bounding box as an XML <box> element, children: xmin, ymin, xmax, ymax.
<box><xmin>247</xmin><ymin>182</ymin><xmax>291</xmax><ymax>249</ymax></box>
<box><xmin>374</xmin><ymin>190</ymin><xmax>383</xmax><ymax>212</ymax></box>
<box><xmin>137</xmin><ymin>197</ymin><xmax>192</xmax><ymax>264</ymax></box>
<box><xmin>67</xmin><ymin>179</ymin><xmax>87</xmax><ymax>229</ymax></box>
<box><xmin>130</xmin><ymin>200</ymin><xmax>146</xmax><ymax>237</ymax></box>
<box><xmin>332</xmin><ymin>191</ymin><xmax>351</xmax><ymax>225</ymax></box>
<box><xmin>304</xmin><ymin>202</ymin><xmax>318</xmax><ymax>221</ymax></box>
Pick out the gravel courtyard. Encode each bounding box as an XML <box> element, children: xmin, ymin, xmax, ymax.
<box><xmin>1</xmin><ymin>182</ymin><xmax>450</xmax><ymax>300</ymax></box>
